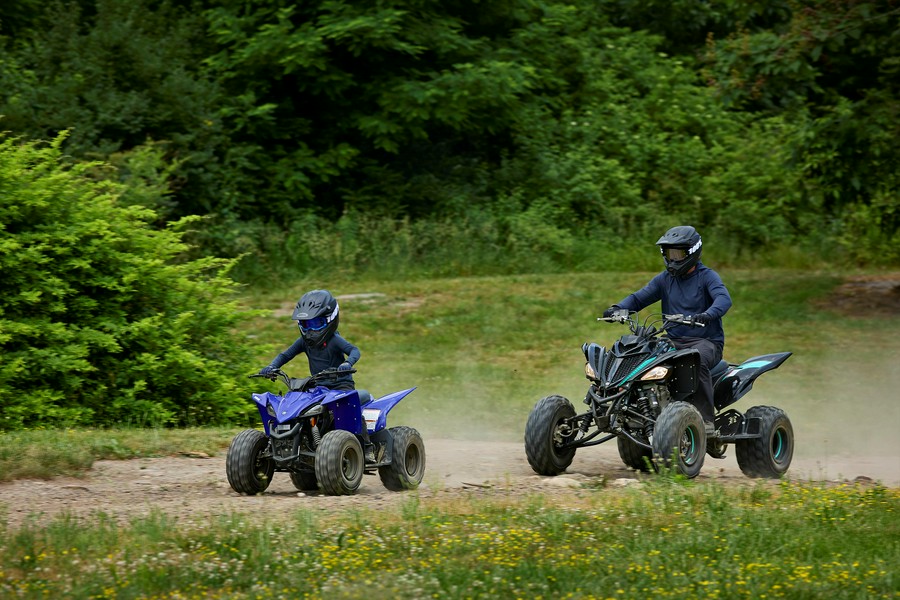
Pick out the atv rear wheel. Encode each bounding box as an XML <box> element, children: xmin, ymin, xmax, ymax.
<box><xmin>289</xmin><ymin>471</ymin><xmax>319</xmax><ymax>492</ymax></box>
<box><xmin>652</xmin><ymin>401</ymin><xmax>706</xmax><ymax>479</ymax></box>
<box><xmin>617</xmin><ymin>435</ymin><xmax>653</xmax><ymax>472</ymax></box>
<box><xmin>525</xmin><ymin>395</ymin><xmax>577</xmax><ymax>475</ymax></box>
<box><xmin>226</xmin><ymin>429</ymin><xmax>274</xmax><ymax>494</ymax></box>
<box><xmin>379</xmin><ymin>426</ymin><xmax>426</xmax><ymax>491</ymax></box>
<box><xmin>735</xmin><ymin>406</ymin><xmax>794</xmax><ymax>478</ymax></box>
<box><xmin>316</xmin><ymin>430</ymin><xmax>364</xmax><ymax>495</ymax></box>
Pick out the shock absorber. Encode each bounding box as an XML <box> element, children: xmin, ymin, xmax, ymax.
<box><xmin>635</xmin><ymin>395</ymin><xmax>655</xmax><ymax>439</ymax></box>
<box><xmin>310</xmin><ymin>418</ymin><xmax>321</xmax><ymax>449</ymax></box>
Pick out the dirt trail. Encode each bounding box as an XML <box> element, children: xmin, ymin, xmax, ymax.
<box><xmin>1</xmin><ymin>438</ymin><xmax>896</xmax><ymax>530</ymax></box>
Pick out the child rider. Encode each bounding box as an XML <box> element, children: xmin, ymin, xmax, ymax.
<box><xmin>258</xmin><ymin>289</ymin><xmax>375</xmax><ymax>461</ymax></box>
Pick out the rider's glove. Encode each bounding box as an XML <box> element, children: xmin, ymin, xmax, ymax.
<box><xmin>258</xmin><ymin>365</ymin><xmax>277</xmax><ymax>377</ymax></box>
<box><xmin>338</xmin><ymin>362</ymin><xmax>353</xmax><ymax>372</ymax></box>
<box><xmin>602</xmin><ymin>305</ymin><xmax>620</xmax><ymax>319</ymax></box>
<box><xmin>692</xmin><ymin>312</ymin><xmax>712</xmax><ymax>326</ymax></box>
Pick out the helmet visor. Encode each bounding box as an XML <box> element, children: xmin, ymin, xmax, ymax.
<box><xmin>663</xmin><ymin>247</ymin><xmax>688</xmax><ymax>261</ymax></box>
<box><xmin>299</xmin><ymin>316</ymin><xmax>328</xmax><ymax>331</ymax></box>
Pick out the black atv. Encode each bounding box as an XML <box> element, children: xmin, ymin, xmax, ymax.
<box><xmin>525</xmin><ymin>310</ymin><xmax>794</xmax><ymax>479</ymax></box>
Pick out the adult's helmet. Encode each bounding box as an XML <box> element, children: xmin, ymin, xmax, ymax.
<box><xmin>292</xmin><ymin>289</ymin><xmax>339</xmax><ymax>347</ymax></box>
<box><xmin>656</xmin><ymin>225</ymin><xmax>702</xmax><ymax>278</ymax></box>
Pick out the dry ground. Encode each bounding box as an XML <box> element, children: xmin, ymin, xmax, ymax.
<box><xmin>1</xmin><ymin>437</ymin><xmax>896</xmax><ymax>530</ymax></box>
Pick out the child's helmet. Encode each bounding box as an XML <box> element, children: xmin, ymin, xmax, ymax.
<box><xmin>656</xmin><ymin>225</ymin><xmax>702</xmax><ymax>277</ymax></box>
<box><xmin>292</xmin><ymin>289</ymin><xmax>339</xmax><ymax>347</ymax></box>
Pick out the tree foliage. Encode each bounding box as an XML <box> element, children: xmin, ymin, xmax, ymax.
<box><xmin>0</xmin><ymin>134</ymin><xmax>257</xmax><ymax>431</ymax></box>
<box><xmin>702</xmin><ymin>0</ymin><xmax>900</xmax><ymax>261</ymax></box>
<box><xmin>0</xmin><ymin>0</ymin><xmax>896</xmax><ymax>269</ymax></box>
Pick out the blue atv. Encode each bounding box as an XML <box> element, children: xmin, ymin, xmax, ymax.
<box><xmin>227</xmin><ymin>368</ymin><xmax>425</xmax><ymax>496</ymax></box>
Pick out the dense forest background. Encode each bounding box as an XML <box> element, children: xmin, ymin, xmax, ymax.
<box><xmin>2</xmin><ymin>0</ymin><xmax>897</xmax><ymax>279</ymax></box>
<box><xmin>1</xmin><ymin>0</ymin><xmax>898</xmax><ymax>429</ymax></box>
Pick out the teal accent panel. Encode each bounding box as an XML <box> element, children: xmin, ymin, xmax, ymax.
<box><xmin>623</xmin><ymin>357</ymin><xmax>657</xmax><ymax>383</ymax></box>
<box><xmin>738</xmin><ymin>360</ymin><xmax>770</xmax><ymax>369</ymax></box>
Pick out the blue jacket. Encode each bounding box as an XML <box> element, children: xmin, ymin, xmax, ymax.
<box><xmin>269</xmin><ymin>333</ymin><xmax>361</xmax><ymax>388</ymax></box>
<box><xmin>615</xmin><ymin>263</ymin><xmax>732</xmax><ymax>345</ymax></box>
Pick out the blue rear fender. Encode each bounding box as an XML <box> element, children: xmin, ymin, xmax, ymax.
<box><xmin>361</xmin><ymin>388</ymin><xmax>417</xmax><ymax>433</ymax></box>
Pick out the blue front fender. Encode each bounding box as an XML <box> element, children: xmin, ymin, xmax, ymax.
<box><xmin>251</xmin><ymin>391</ymin><xmax>281</xmax><ymax>434</ymax></box>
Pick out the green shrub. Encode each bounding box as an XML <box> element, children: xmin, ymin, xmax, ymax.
<box><xmin>0</xmin><ymin>134</ymin><xmax>258</xmax><ymax>430</ymax></box>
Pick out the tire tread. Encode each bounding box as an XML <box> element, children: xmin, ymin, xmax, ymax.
<box><xmin>524</xmin><ymin>395</ymin><xmax>577</xmax><ymax>475</ymax></box>
<box><xmin>226</xmin><ymin>429</ymin><xmax>273</xmax><ymax>495</ymax></box>
<box><xmin>378</xmin><ymin>426</ymin><xmax>426</xmax><ymax>491</ymax></box>
<box><xmin>735</xmin><ymin>405</ymin><xmax>794</xmax><ymax>478</ymax></box>
<box><xmin>316</xmin><ymin>430</ymin><xmax>364</xmax><ymax>495</ymax></box>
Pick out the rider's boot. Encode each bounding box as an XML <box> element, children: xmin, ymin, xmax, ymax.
<box><xmin>361</xmin><ymin>431</ymin><xmax>376</xmax><ymax>462</ymax></box>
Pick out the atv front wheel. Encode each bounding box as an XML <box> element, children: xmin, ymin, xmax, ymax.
<box><xmin>652</xmin><ymin>401</ymin><xmax>706</xmax><ymax>479</ymax></box>
<box><xmin>379</xmin><ymin>426</ymin><xmax>426</xmax><ymax>491</ymax></box>
<box><xmin>617</xmin><ymin>435</ymin><xmax>653</xmax><ymax>472</ymax></box>
<box><xmin>289</xmin><ymin>471</ymin><xmax>319</xmax><ymax>492</ymax></box>
<box><xmin>525</xmin><ymin>395</ymin><xmax>577</xmax><ymax>475</ymax></box>
<box><xmin>316</xmin><ymin>430</ymin><xmax>364</xmax><ymax>495</ymax></box>
<box><xmin>226</xmin><ymin>429</ymin><xmax>274</xmax><ymax>494</ymax></box>
<box><xmin>735</xmin><ymin>406</ymin><xmax>794</xmax><ymax>478</ymax></box>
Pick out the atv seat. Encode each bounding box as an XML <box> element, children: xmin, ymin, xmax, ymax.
<box><xmin>710</xmin><ymin>359</ymin><xmax>729</xmax><ymax>385</ymax></box>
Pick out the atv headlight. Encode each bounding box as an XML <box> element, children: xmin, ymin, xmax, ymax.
<box><xmin>266</xmin><ymin>402</ymin><xmax>277</xmax><ymax>417</ymax></box>
<box><xmin>304</xmin><ymin>404</ymin><xmax>324</xmax><ymax>417</ymax></box>
<box><xmin>584</xmin><ymin>362</ymin><xmax>598</xmax><ymax>380</ymax></box>
<box><xmin>639</xmin><ymin>366</ymin><xmax>670</xmax><ymax>381</ymax></box>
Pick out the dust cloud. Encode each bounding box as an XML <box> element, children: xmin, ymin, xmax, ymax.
<box><xmin>360</xmin><ymin>279</ymin><xmax>900</xmax><ymax>486</ymax></box>
<box><xmin>398</xmin><ymin>352</ymin><xmax>900</xmax><ymax>487</ymax></box>
<box><xmin>778</xmin><ymin>350</ymin><xmax>900</xmax><ymax>486</ymax></box>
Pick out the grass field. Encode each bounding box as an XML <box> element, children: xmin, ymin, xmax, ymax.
<box><xmin>1</xmin><ymin>269</ymin><xmax>898</xmax><ymax>598</ymax></box>
<box><xmin>1</xmin><ymin>479</ymin><xmax>897</xmax><ymax>598</ymax></box>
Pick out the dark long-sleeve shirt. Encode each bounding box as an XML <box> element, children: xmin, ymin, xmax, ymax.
<box><xmin>615</xmin><ymin>263</ymin><xmax>732</xmax><ymax>345</ymax></box>
<box><xmin>269</xmin><ymin>333</ymin><xmax>361</xmax><ymax>388</ymax></box>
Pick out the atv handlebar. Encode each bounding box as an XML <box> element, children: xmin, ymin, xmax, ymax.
<box><xmin>248</xmin><ymin>366</ymin><xmax>358</xmax><ymax>385</ymax></box>
<box><xmin>663</xmin><ymin>313</ymin><xmax>707</xmax><ymax>327</ymax></box>
<box><xmin>596</xmin><ymin>311</ymin><xmax>706</xmax><ymax>333</ymax></box>
<box><xmin>597</xmin><ymin>308</ymin><xmax>633</xmax><ymax>323</ymax></box>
